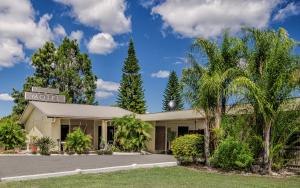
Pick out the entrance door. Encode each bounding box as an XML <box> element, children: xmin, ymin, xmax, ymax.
<box><xmin>178</xmin><ymin>126</ymin><xmax>189</xmax><ymax>137</ymax></box>
<box><xmin>107</xmin><ymin>126</ymin><xmax>114</xmax><ymax>144</ymax></box>
<box><xmin>61</xmin><ymin>125</ymin><xmax>69</xmax><ymax>141</ymax></box>
<box><xmin>155</xmin><ymin>126</ymin><xmax>166</xmax><ymax>151</ymax></box>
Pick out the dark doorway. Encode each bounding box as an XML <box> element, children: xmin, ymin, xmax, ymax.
<box><xmin>98</xmin><ymin>126</ymin><xmax>102</xmax><ymax>149</ymax></box>
<box><xmin>155</xmin><ymin>126</ymin><xmax>166</xmax><ymax>151</ymax></box>
<box><xmin>178</xmin><ymin>126</ymin><xmax>189</xmax><ymax>137</ymax></box>
<box><xmin>107</xmin><ymin>126</ymin><xmax>114</xmax><ymax>144</ymax></box>
<box><xmin>61</xmin><ymin>125</ymin><xmax>69</xmax><ymax>141</ymax></box>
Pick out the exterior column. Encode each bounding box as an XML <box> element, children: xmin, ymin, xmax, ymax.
<box><xmin>101</xmin><ymin>120</ymin><xmax>108</xmax><ymax>145</ymax></box>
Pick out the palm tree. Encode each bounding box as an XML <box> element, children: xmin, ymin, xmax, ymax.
<box><xmin>181</xmin><ymin>32</ymin><xmax>244</xmax><ymax>164</ymax></box>
<box><xmin>231</xmin><ymin>28</ymin><xmax>300</xmax><ymax>174</ymax></box>
<box><xmin>188</xmin><ymin>32</ymin><xmax>244</xmax><ymax>144</ymax></box>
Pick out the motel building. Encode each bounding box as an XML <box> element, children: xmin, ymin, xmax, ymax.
<box><xmin>20</xmin><ymin>87</ymin><xmax>242</xmax><ymax>153</ymax></box>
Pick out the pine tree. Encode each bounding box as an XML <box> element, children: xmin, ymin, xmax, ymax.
<box><xmin>12</xmin><ymin>38</ymin><xmax>97</xmax><ymax>116</ymax></box>
<box><xmin>117</xmin><ymin>39</ymin><xmax>146</xmax><ymax>114</ymax></box>
<box><xmin>162</xmin><ymin>71</ymin><xmax>184</xmax><ymax>111</ymax></box>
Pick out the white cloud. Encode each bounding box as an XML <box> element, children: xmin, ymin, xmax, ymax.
<box><xmin>152</xmin><ymin>0</ymin><xmax>281</xmax><ymax>38</ymax></box>
<box><xmin>87</xmin><ymin>33</ymin><xmax>117</xmax><ymax>55</ymax></box>
<box><xmin>96</xmin><ymin>78</ymin><xmax>119</xmax><ymax>91</ymax></box>
<box><xmin>96</xmin><ymin>91</ymin><xmax>114</xmax><ymax>99</ymax></box>
<box><xmin>0</xmin><ymin>93</ymin><xmax>13</xmax><ymax>101</ymax></box>
<box><xmin>54</xmin><ymin>0</ymin><xmax>131</xmax><ymax>35</ymax></box>
<box><xmin>53</xmin><ymin>24</ymin><xmax>67</xmax><ymax>37</ymax></box>
<box><xmin>140</xmin><ymin>0</ymin><xmax>157</xmax><ymax>8</ymax></box>
<box><xmin>151</xmin><ymin>70</ymin><xmax>170</xmax><ymax>78</ymax></box>
<box><xmin>0</xmin><ymin>0</ymin><xmax>53</xmax><ymax>68</ymax></box>
<box><xmin>273</xmin><ymin>2</ymin><xmax>300</xmax><ymax>21</ymax></box>
<box><xmin>0</xmin><ymin>38</ymin><xmax>25</xmax><ymax>68</ymax></box>
<box><xmin>70</xmin><ymin>30</ymin><xmax>83</xmax><ymax>43</ymax></box>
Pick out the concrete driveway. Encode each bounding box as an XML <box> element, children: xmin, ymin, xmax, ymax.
<box><xmin>0</xmin><ymin>154</ymin><xmax>176</xmax><ymax>178</ymax></box>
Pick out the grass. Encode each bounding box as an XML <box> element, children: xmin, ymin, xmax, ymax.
<box><xmin>0</xmin><ymin>167</ymin><xmax>299</xmax><ymax>188</ymax></box>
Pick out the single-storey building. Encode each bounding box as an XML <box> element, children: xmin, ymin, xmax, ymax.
<box><xmin>20</xmin><ymin>98</ymin><xmax>299</xmax><ymax>153</ymax></box>
<box><xmin>20</xmin><ymin>101</ymin><xmax>213</xmax><ymax>153</ymax></box>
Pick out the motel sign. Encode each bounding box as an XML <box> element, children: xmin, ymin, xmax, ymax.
<box><xmin>25</xmin><ymin>87</ymin><xmax>66</xmax><ymax>103</ymax></box>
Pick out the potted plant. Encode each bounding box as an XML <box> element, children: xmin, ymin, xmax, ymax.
<box><xmin>36</xmin><ymin>137</ymin><xmax>54</xmax><ymax>155</ymax></box>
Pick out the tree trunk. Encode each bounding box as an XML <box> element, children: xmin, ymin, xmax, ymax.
<box><xmin>263</xmin><ymin>122</ymin><xmax>272</xmax><ymax>174</ymax></box>
<box><xmin>204</xmin><ymin>117</ymin><xmax>210</xmax><ymax>166</ymax></box>
<box><xmin>213</xmin><ymin>105</ymin><xmax>222</xmax><ymax>148</ymax></box>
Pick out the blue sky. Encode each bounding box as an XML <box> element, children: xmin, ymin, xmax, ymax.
<box><xmin>0</xmin><ymin>0</ymin><xmax>300</xmax><ymax>117</ymax></box>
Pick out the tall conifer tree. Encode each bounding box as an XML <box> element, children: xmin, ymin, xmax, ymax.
<box><xmin>162</xmin><ymin>71</ymin><xmax>183</xmax><ymax>111</ymax></box>
<box><xmin>117</xmin><ymin>39</ymin><xmax>146</xmax><ymax>114</ymax></box>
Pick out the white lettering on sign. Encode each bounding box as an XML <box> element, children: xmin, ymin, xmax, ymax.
<box><xmin>25</xmin><ymin>92</ymin><xmax>66</xmax><ymax>103</ymax></box>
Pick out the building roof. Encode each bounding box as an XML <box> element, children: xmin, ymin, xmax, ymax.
<box><xmin>20</xmin><ymin>101</ymin><xmax>134</xmax><ymax>123</ymax></box>
<box><xmin>138</xmin><ymin>109</ymin><xmax>205</xmax><ymax>121</ymax></box>
<box><xmin>20</xmin><ymin>97</ymin><xmax>300</xmax><ymax>124</ymax></box>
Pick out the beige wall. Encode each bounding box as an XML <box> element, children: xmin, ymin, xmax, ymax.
<box><xmin>146</xmin><ymin>119</ymin><xmax>205</xmax><ymax>153</ymax></box>
<box><xmin>24</xmin><ymin>109</ymin><xmax>205</xmax><ymax>153</ymax></box>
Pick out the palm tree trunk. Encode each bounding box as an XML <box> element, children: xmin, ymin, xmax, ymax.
<box><xmin>204</xmin><ymin>116</ymin><xmax>210</xmax><ymax>166</ymax></box>
<box><xmin>263</xmin><ymin>122</ymin><xmax>272</xmax><ymax>174</ymax></box>
<box><xmin>213</xmin><ymin>105</ymin><xmax>222</xmax><ymax>148</ymax></box>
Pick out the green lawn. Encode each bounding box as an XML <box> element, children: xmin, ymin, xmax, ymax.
<box><xmin>0</xmin><ymin>167</ymin><xmax>299</xmax><ymax>188</ymax></box>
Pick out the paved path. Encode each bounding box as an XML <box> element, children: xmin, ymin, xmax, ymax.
<box><xmin>0</xmin><ymin>154</ymin><xmax>175</xmax><ymax>178</ymax></box>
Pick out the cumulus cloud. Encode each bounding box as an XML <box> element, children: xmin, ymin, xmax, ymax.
<box><xmin>70</xmin><ymin>30</ymin><xmax>83</xmax><ymax>43</ymax></box>
<box><xmin>87</xmin><ymin>33</ymin><xmax>117</xmax><ymax>55</ymax></box>
<box><xmin>54</xmin><ymin>0</ymin><xmax>131</xmax><ymax>35</ymax></box>
<box><xmin>0</xmin><ymin>93</ymin><xmax>13</xmax><ymax>101</ymax></box>
<box><xmin>0</xmin><ymin>38</ymin><xmax>25</xmax><ymax>68</ymax></box>
<box><xmin>53</xmin><ymin>24</ymin><xmax>67</xmax><ymax>37</ymax></box>
<box><xmin>96</xmin><ymin>79</ymin><xmax>119</xmax><ymax>91</ymax></box>
<box><xmin>273</xmin><ymin>2</ymin><xmax>300</xmax><ymax>21</ymax></box>
<box><xmin>95</xmin><ymin>78</ymin><xmax>119</xmax><ymax>99</ymax></box>
<box><xmin>152</xmin><ymin>0</ymin><xmax>281</xmax><ymax>38</ymax></box>
<box><xmin>96</xmin><ymin>91</ymin><xmax>114</xmax><ymax>99</ymax></box>
<box><xmin>0</xmin><ymin>0</ymin><xmax>53</xmax><ymax>68</ymax></box>
<box><xmin>151</xmin><ymin>70</ymin><xmax>170</xmax><ymax>78</ymax></box>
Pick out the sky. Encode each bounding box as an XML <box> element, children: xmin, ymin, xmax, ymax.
<box><xmin>0</xmin><ymin>0</ymin><xmax>300</xmax><ymax>117</ymax></box>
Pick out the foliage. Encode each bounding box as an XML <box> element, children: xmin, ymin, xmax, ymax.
<box><xmin>112</xmin><ymin>115</ymin><xmax>152</xmax><ymax>152</ymax></box>
<box><xmin>230</xmin><ymin>28</ymin><xmax>300</xmax><ymax>173</ymax></box>
<box><xmin>210</xmin><ymin>137</ymin><xmax>254</xmax><ymax>170</ymax></box>
<box><xmin>65</xmin><ymin>128</ymin><xmax>92</xmax><ymax>154</ymax></box>
<box><xmin>171</xmin><ymin>134</ymin><xmax>204</xmax><ymax>164</ymax></box>
<box><xmin>117</xmin><ymin>39</ymin><xmax>147</xmax><ymax>114</ymax></box>
<box><xmin>162</xmin><ymin>71</ymin><xmax>184</xmax><ymax>111</ymax></box>
<box><xmin>221</xmin><ymin>115</ymin><xmax>263</xmax><ymax>158</ymax></box>
<box><xmin>12</xmin><ymin>38</ymin><xmax>97</xmax><ymax>116</ymax></box>
<box><xmin>97</xmin><ymin>145</ymin><xmax>113</xmax><ymax>155</ymax></box>
<box><xmin>270</xmin><ymin>109</ymin><xmax>300</xmax><ymax>170</ymax></box>
<box><xmin>36</xmin><ymin>137</ymin><xmax>55</xmax><ymax>155</ymax></box>
<box><xmin>0</xmin><ymin>118</ymin><xmax>26</xmax><ymax>150</ymax></box>
<box><xmin>181</xmin><ymin>32</ymin><xmax>244</xmax><ymax>165</ymax></box>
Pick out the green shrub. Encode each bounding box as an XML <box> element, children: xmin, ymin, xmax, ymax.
<box><xmin>36</xmin><ymin>137</ymin><xmax>55</xmax><ymax>155</ymax></box>
<box><xmin>210</xmin><ymin>137</ymin><xmax>254</xmax><ymax>170</ymax></box>
<box><xmin>0</xmin><ymin>118</ymin><xmax>26</xmax><ymax>149</ymax></box>
<box><xmin>171</xmin><ymin>134</ymin><xmax>204</xmax><ymax>164</ymax></box>
<box><xmin>112</xmin><ymin>115</ymin><xmax>152</xmax><ymax>152</ymax></box>
<box><xmin>65</xmin><ymin>128</ymin><xmax>92</xmax><ymax>154</ymax></box>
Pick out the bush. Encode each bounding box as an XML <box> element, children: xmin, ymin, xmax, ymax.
<box><xmin>65</xmin><ymin>128</ymin><xmax>92</xmax><ymax>154</ymax></box>
<box><xmin>171</xmin><ymin>134</ymin><xmax>204</xmax><ymax>164</ymax></box>
<box><xmin>210</xmin><ymin>137</ymin><xmax>254</xmax><ymax>170</ymax></box>
<box><xmin>36</xmin><ymin>137</ymin><xmax>55</xmax><ymax>155</ymax></box>
<box><xmin>112</xmin><ymin>115</ymin><xmax>152</xmax><ymax>152</ymax></box>
<box><xmin>0</xmin><ymin>118</ymin><xmax>26</xmax><ymax>150</ymax></box>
